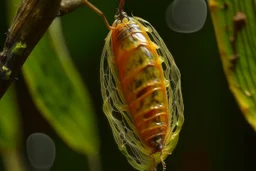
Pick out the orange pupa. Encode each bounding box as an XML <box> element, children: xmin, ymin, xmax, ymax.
<box><xmin>84</xmin><ymin>1</ymin><xmax>184</xmax><ymax>170</ymax></box>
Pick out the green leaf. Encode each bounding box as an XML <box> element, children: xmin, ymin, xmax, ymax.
<box><xmin>209</xmin><ymin>0</ymin><xmax>256</xmax><ymax>130</ymax></box>
<box><xmin>22</xmin><ymin>17</ymin><xmax>100</xmax><ymax>165</ymax></box>
<box><xmin>0</xmin><ymin>86</ymin><xmax>20</xmax><ymax>150</ymax></box>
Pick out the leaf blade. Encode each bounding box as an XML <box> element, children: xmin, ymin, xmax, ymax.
<box><xmin>209</xmin><ymin>0</ymin><xmax>256</xmax><ymax>130</ymax></box>
<box><xmin>22</xmin><ymin>18</ymin><xmax>100</xmax><ymax>160</ymax></box>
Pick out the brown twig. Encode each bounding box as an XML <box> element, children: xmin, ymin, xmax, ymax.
<box><xmin>0</xmin><ymin>0</ymin><xmax>87</xmax><ymax>99</ymax></box>
<box><xmin>0</xmin><ymin>0</ymin><xmax>61</xmax><ymax>99</ymax></box>
<box><xmin>58</xmin><ymin>0</ymin><xmax>85</xmax><ymax>16</ymax></box>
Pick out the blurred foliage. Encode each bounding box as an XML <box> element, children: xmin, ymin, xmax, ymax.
<box><xmin>0</xmin><ymin>86</ymin><xmax>20</xmax><ymax>150</ymax></box>
<box><xmin>21</xmin><ymin>18</ymin><xmax>100</xmax><ymax>169</ymax></box>
<box><xmin>0</xmin><ymin>85</ymin><xmax>24</xmax><ymax>171</ymax></box>
<box><xmin>209</xmin><ymin>0</ymin><xmax>256</xmax><ymax>131</ymax></box>
<box><xmin>1</xmin><ymin>0</ymin><xmax>100</xmax><ymax>170</ymax></box>
<box><xmin>0</xmin><ymin>0</ymin><xmax>256</xmax><ymax>171</ymax></box>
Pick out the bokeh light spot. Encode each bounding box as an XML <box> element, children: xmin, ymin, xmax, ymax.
<box><xmin>26</xmin><ymin>133</ymin><xmax>56</xmax><ymax>170</ymax></box>
<box><xmin>166</xmin><ymin>0</ymin><xmax>207</xmax><ymax>33</ymax></box>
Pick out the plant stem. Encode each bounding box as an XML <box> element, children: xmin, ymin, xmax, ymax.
<box><xmin>2</xmin><ymin>148</ymin><xmax>26</xmax><ymax>171</ymax></box>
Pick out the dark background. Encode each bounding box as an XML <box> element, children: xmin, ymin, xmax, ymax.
<box><xmin>0</xmin><ymin>0</ymin><xmax>256</xmax><ymax>171</ymax></box>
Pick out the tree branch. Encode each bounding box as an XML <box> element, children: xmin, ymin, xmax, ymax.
<box><xmin>58</xmin><ymin>0</ymin><xmax>85</xmax><ymax>16</ymax></box>
<box><xmin>0</xmin><ymin>0</ymin><xmax>86</xmax><ymax>99</ymax></box>
<box><xmin>0</xmin><ymin>0</ymin><xmax>61</xmax><ymax>99</ymax></box>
